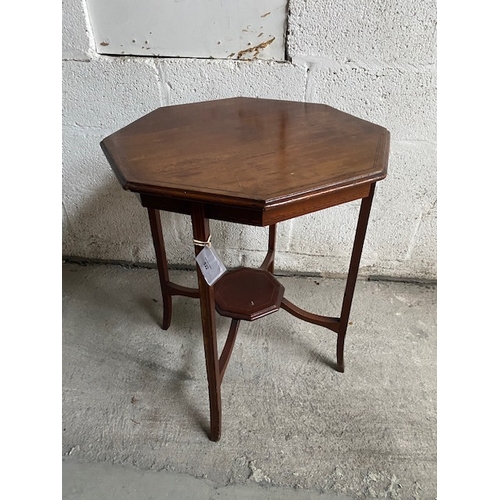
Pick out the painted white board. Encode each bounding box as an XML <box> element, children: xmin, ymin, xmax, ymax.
<box><xmin>86</xmin><ymin>0</ymin><xmax>287</xmax><ymax>60</ymax></box>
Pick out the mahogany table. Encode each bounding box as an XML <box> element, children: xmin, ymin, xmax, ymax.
<box><xmin>101</xmin><ymin>97</ymin><xmax>389</xmax><ymax>441</ymax></box>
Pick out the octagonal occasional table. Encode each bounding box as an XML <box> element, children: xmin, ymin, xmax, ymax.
<box><xmin>101</xmin><ymin>97</ymin><xmax>389</xmax><ymax>441</ymax></box>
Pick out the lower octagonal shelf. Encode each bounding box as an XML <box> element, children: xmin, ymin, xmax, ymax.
<box><xmin>213</xmin><ymin>267</ymin><xmax>284</xmax><ymax>321</ymax></box>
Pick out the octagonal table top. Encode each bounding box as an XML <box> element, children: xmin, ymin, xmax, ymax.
<box><xmin>101</xmin><ymin>97</ymin><xmax>389</xmax><ymax>211</ymax></box>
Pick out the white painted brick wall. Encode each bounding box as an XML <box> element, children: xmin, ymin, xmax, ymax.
<box><xmin>62</xmin><ymin>0</ymin><xmax>437</xmax><ymax>279</ymax></box>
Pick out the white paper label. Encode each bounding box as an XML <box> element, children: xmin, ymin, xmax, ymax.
<box><xmin>195</xmin><ymin>246</ymin><xmax>227</xmax><ymax>285</ymax></box>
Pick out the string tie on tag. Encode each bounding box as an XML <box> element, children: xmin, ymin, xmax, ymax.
<box><xmin>193</xmin><ymin>234</ymin><xmax>212</xmax><ymax>247</ymax></box>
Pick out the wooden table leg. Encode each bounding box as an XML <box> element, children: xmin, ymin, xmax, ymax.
<box><xmin>191</xmin><ymin>204</ymin><xmax>222</xmax><ymax>442</ymax></box>
<box><xmin>336</xmin><ymin>183</ymin><xmax>376</xmax><ymax>372</ymax></box>
<box><xmin>259</xmin><ymin>224</ymin><xmax>277</xmax><ymax>273</ymax></box>
<box><xmin>147</xmin><ymin>208</ymin><xmax>172</xmax><ymax>330</ymax></box>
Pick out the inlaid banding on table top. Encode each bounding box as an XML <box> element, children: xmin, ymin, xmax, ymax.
<box><xmin>101</xmin><ymin>97</ymin><xmax>389</xmax><ymax>208</ymax></box>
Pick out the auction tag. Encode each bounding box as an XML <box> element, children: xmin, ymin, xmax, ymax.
<box><xmin>195</xmin><ymin>245</ymin><xmax>227</xmax><ymax>285</ymax></box>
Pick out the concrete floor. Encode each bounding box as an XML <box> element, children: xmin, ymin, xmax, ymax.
<box><xmin>62</xmin><ymin>262</ymin><xmax>436</xmax><ymax>499</ymax></box>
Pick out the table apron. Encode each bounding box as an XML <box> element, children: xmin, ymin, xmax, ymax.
<box><xmin>140</xmin><ymin>182</ymin><xmax>372</xmax><ymax>226</ymax></box>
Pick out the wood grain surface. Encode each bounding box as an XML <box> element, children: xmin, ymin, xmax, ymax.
<box><xmin>101</xmin><ymin>97</ymin><xmax>389</xmax><ymax>210</ymax></box>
